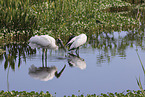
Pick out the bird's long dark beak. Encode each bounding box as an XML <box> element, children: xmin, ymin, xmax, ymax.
<box><xmin>57</xmin><ymin>39</ymin><xmax>67</xmax><ymax>52</ymax></box>
<box><xmin>55</xmin><ymin>65</ymin><xmax>66</xmax><ymax>78</ymax></box>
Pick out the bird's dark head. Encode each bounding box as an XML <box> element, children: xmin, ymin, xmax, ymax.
<box><xmin>68</xmin><ymin>35</ymin><xmax>75</xmax><ymax>41</ymax></box>
<box><xmin>56</xmin><ymin>38</ymin><xmax>62</xmax><ymax>45</ymax></box>
<box><xmin>56</xmin><ymin>38</ymin><xmax>66</xmax><ymax>51</ymax></box>
<box><xmin>65</xmin><ymin>35</ymin><xmax>75</xmax><ymax>45</ymax></box>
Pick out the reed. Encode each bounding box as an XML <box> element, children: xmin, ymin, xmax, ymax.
<box><xmin>0</xmin><ymin>0</ymin><xmax>37</xmax><ymax>34</ymax></box>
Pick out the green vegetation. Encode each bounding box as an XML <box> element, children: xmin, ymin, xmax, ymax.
<box><xmin>0</xmin><ymin>49</ymin><xmax>5</xmax><ymax>55</ymax></box>
<box><xmin>2</xmin><ymin>42</ymin><xmax>36</xmax><ymax>70</ymax></box>
<box><xmin>0</xmin><ymin>90</ymin><xmax>145</xmax><ymax>97</ymax></box>
<box><xmin>136</xmin><ymin>49</ymin><xmax>145</xmax><ymax>96</ymax></box>
<box><xmin>0</xmin><ymin>0</ymin><xmax>37</xmax><ymax>34</ymax></box>
<box><xmin>0</xmin><ymin>0</ymin><xmax>145</xmax><ymax>96</ymax></box>
<box><xmin>0</xmin><ymin>91</ymin><xmax>53</xmax><ymax>97</ymax></box>
<box><xmin>0</xmin><ymin>0</ymin><xmax>143</xmax><ymax>40</ymax></box>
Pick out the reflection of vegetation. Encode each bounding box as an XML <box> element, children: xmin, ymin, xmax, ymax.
<box><xmin>1</xmin><ymin>27</ymin><xmax>145</xmax><ymax>66</ymax></box>
<box><xmin>2</xmin><ymin>42</ymin><xmax>36</xmax><ymax>70</ymax></box>
<box><xmin>89</xmin><ymin>29</ymin><xmax>145</xmax><ymax>64</ymax></box>
<box><xmin>1</xmin><ymin>29</ymin><xmax>145</xmax><ymax>67</ymax></box>
<box><xmin>7</xmin><ymin>66</ymin><xmax>10</xmax><ymax>91</ymax></box>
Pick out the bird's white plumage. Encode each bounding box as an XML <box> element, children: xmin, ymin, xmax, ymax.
<box><xmin>67</xmin><ymin>34</ymin><xmax>87</xmax><ymax>50</ymax></box>
<box><xmin>29</xmin><ymin>65</ymin><xmax>57</xmax><ymax>81</ymax></box>
<box><xmin>29</xmin><ymin>35</ymin><xmax>58</xmax><ymax>50</ymax></box>
<box><xmin>68</xmin><ymin>54</ymin><xmax>86</xmax><ymax>70</ymax></box>
<box><xmin>66</xmin><ymin>36</ymin><xmax>77</xmax><ymax>45</ymax></box>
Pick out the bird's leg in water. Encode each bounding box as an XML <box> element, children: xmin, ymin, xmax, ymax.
<box><xmin>45</xmin><ymin>49</ymin><xmax>47</xmax><ymax>67</ymax></box>
<box><xmin>42</xmin><ymin>48</ymin><xmax>44</xmax><ymax>67</ymax></box>
<box><xmin>76</xmin><ymin>47</ymin><xmax>80</xmax><ymax>56</ymax></box>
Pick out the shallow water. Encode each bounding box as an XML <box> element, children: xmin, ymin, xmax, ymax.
<box><xmin>0</xmin><ymin>31</ymin><xmax>145</xmax><ymax>96</ymax></box>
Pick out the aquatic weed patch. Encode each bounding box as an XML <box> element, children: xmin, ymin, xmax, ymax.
<box><xmin>30</xmin><ymin>0</ymin><xmax>139</xmax><ymax>37</ymax></box>
<box><xmin>0</xmin><ymin>91</ymin><xmax>53</xmax><ymax>97</ymax></box>
<box><xmin>0</xmin><ymin>90</ymin><xmax>145</xmax><ymax>97</ymax></box>
<box><xmin>97</xmin><ymin>0</ymin><xmax>131</xmax><ymax>10</ymax></box>
<box><xmin>95</xmin><ymin>12</ymin><xmax>138</xmax><ymax>31</ymax></box>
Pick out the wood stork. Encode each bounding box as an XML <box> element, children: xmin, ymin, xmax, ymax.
<box><xmin>66</xmin><ymin>34</ymin><xmax>87</xmax><ymax>54</ymax></box>
<box><xmin>29</xmin><ymin>35</ymin><xmax>66</xmax><ymax>51</ymax></box>
<box><xmin>29</xmin><ymin>64</ymin><xmax>66</xmax><ymax>81</ymax></box>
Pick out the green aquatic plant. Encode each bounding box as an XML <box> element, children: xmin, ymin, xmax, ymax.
<box><xmin>0</xmin><ymin>91</ymin><xmax>53</xmax><ymax>97</ymax></box>
<box><xmin>0</xmin><ymin>0</ymin><xmax>37</xmax><ymax>34</ymax></box>
<box><xmin>0</xmin><ymin>90</ymin><xmax>145</xmax><ymax>97</ymax></box>
<box><xmin>1</xmin><ymin>42</ymin><xmax>36</xmax><ymax>70</ymax></box>
<box><xmin>0</xmin><ymin>0</ymin><xmax>142</xmax><ymax>40</ymax></box>
<box><xmin>30</xmin><ymin>0</ymin><xmax>137</xmax><ymax>37</ymax></box>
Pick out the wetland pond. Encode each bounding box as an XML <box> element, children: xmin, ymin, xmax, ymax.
<box><xmin>0</xmin><ymin>31</ymin><xmax>145</xmax><ymax>96</ymax></box>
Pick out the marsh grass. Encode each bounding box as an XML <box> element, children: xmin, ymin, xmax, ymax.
<box><xmin>0</xmin><ymin>0</ymin><xmax>141</xmax><ymax>42</ymax></box>
<box><xmin>0</xmin><ymin>49</ymin><xmax>5</xmax><ymax>55</ymax></box>
<box><xmin>0</xmin><ymin>0</ymin><xmax>37</xmax><ymax>33</ymax></box>
<box><xmin>30</xmin><ymin>0</ymin><xmax>137</xmax><ymax>36</ymax></box>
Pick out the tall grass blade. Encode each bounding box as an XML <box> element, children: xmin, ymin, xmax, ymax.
<box><xmin>136</xmin><ymin>50</ymin><xmax>145</xmax><ymax>74</ymax></box>
<box><xmin>136</xmin><ymin>77</ymin><xmax>145</xmax><ymax>95</ymax></box>
<box><xmin>136</xmin><ymin>49</ymin><xmax>145</xmax><ymax>95</ymax></box>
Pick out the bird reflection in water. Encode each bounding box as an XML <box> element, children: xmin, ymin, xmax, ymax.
<box><xmin>67</xmin><ymin>53</ymin><xmax>86</xmax><ymax>70</ymax></box>
<box><xmin>28</xmin><ymin>35</ymin><xmax>67</xmax><ymax>81</ymax></box>
<box><xmin>28</xmin><ymin>64</ymin><xmax>66</xmax><ymax>81</ymax></box>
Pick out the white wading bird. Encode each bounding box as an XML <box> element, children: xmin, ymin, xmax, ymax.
<box><xmin>68</xmin><ymin>53</ymin><xmax>86</xmax><ymax>70</ymax></box>
<box><xmin>66</xmin><ymin>34</ymin><xmax>87</xmax><ymax>54</ymax></box>
<box><xmin>29</xmin><ymin>35</ymin><xmax>66</xmax><ymax>51</ymax></box>
<box><xmin>29</xmin><ymin>64</ymin><xmax>66</xmax><ymax>81</ymax></box>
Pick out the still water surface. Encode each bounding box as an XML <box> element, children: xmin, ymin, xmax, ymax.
<box><xmin>0</xmin><ymin>31</ymin><xmax>145</xmax><ymax>96</ymax></box>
